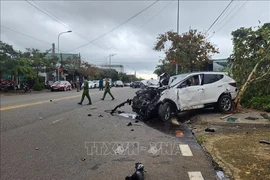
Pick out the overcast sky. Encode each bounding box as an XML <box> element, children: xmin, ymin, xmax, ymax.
<box><xmin>1</xmin><ymin>0</ymin><xmax>269</xmax><ymax>79</ymax></box>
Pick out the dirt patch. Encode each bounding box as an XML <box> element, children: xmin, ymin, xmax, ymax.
<box><xmin>189</xmin><ymin>110</ymin><xmax>270</xmax><ymax>180</ymax></box>
<box><xmin>203</xmin><ymin>129</ymin><xmax>270</xmax><ymax>180</ymax></box>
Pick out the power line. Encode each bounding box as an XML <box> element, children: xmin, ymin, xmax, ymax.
<box><xmin>1</xmin><ymin>25</ymin><xmax>51</xmax><ymax>46</ymax></box>
<box><xmin>211</xmin><ymin>1</ymin><xmax>249</xmax><ymax>38</ymax></box>
<box><xmin>31</xmin><ymin>0</ymin><xmax>108</xmax><ymax>51</ymax></box>
<box><xmin>211</xmin><ymin>1</ymin><xmax>241</xmax><ymax>32</ymax></box>
<box><xmin>82</xmin><ymin>0</ymin><xmax>172</xmax><ymax>59</ymax></box>
<box><xmin>107</xmin><ymin>0</ymin><xmax>173</xmax><ymax>52</ymax></box>
<box><xmin>25</xmin><ymin>0</ymin><xmax>108</xmax><ymax>51</ymax></box>
<box><xmin>68</xmin><ymin>0</ymin><xmax>159</xmax><ymax>52</ymax></box>
<box><xmin>206</xmin><ymin>0</ymin><xmax>234</xmax><ymax>33</ymax></box>
<box><xmin>208</xmin><ymin>0</ymin><xmax>249</xmax><ymax>39</ymax></box>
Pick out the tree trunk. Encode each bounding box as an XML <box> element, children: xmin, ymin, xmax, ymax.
<box><xmin>233</xmin><ymin>61</ymin><xmax>261</xmax><ymax>110</ymax></box>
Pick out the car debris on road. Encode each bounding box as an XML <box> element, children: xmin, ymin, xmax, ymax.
<box><xmin>205</xmin><ymin>128</ymin><xmax>215</xmax><ymax>132</ymax></box>
<box><xmin>259</xmin><ymin>140</ymin><xmax>270</xmax><ymax>145</ymax></box>
<box><xmin>125</xmin><ymin>163</ymin><xmax>145</xmax><ymax>180</ymax></box>
<box><xmin>261</xmin><ymin>113</ymin><xmax>270</xmax><ymax>120</ymax></box>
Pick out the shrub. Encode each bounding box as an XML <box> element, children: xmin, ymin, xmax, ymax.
<box><xmin>242</xmin><ymin>95</ymin><xmax>270</xmax><ymax>112</ymax></box>
<box><xmin>32</xmin><ymin>83</ymin><xmax>44</xmax><ymax>91</ymax></box>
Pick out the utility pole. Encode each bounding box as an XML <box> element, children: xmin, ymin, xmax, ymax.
<box><xmin>51</xmin><ymin>43</ymin><xmax>55</xmax><ymax>82</ymax></box>
<box><xmin>108</xmin><ymin>53</ymin><xmax>117</xmax><ymax>70</ymax></box>
<box><xmin>109</xmin><ymin>55</ymin><xmax>111</xmax><ymax>70</ymax></box>
<box><xmin>52</xmin><ymin>43</ymin><xmax>55</xmax><ymax>56</ymax></box>
<box><xmin>176</xmin><ymin>0</ymin><xmax>180</xmax><ymax>75</ymax></box>
<box><xmin>57</xmin><ymin>30</ymin><xmax>72</xmax><ymax>81</ymax></box>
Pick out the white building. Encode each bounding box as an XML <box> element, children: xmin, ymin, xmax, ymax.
<box><xmin>98</xmin><ymin>64</ymin><xmax>124</xmax><ymax>73</ymax></box>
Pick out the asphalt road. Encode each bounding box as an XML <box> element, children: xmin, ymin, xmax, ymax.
<box><xmin>0</xmin><ymin>87</ymin><xmax>217</xmax><ymax>180</ymax></box>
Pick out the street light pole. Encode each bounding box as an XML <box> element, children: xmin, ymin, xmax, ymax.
<box><xmin>57</xmin><ymin>30</ymin><xmax>72</xmax><ymax>81</ymax></box>
<box><xmin>176</xmin><ymin>0</ymin><xmax>180</xmax><ymax>75</ymax></box>
<box><xmin>109</xmin><ymin>53</ymin><xmax>117</xmax><ymax>70</ymax></box>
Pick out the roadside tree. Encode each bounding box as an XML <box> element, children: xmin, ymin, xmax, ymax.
<box><xmin>229</xmin><ymin>23</ymin><xmax>270</xmax><ymax>110</ymax></box>
<box><xmin>153</xmin><ymin>29</ymin><xmax>219</xmax><ymax>74</ymax></box>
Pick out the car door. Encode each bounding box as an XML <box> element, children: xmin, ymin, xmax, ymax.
<box><xmin>177</xmin><ymin>74</ymin><xmax>204</xmax><ymax>110</ymax></box>
<box><xmin>201</xmin><ymin>73</ymin><xmax>225</xmax><ymax>104</ymax></box>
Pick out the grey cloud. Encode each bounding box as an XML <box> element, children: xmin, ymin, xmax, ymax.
<box><xmin>1</xmin><ymin>1</ymin><xmax>269</xmax><ymax>78</ymax></box>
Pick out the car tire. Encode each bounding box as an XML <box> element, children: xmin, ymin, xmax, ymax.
<box><xmin>217</xmin><ymin>94</ymin><xmax>232</xmax><ymax>112</ymax></box>
<box><xmin>158</xmin><ymin>102</ymin><xmax>172</xmax><ymax>122</ymax></box>
<box><xmin>51</xmin><ymin>89</ymin><xmax>54</xmax><ymax>92</ymax></box>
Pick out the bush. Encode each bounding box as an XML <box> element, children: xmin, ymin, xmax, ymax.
<box><xmin>242</xmin><ymin>95</ymin><xmax>270</xmax><ymax>112</ymax></box>
<box><xmin>32</xmin><ymin>83</ymin><xmax>44</xmax><ymax>91</ymax></box>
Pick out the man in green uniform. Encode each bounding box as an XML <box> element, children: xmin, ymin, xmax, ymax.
<box><xmin>78</xmin><ymin>76</ymin><xmax>92</xmax><ymax>105</ymax></box>
<box><xmin>101</xmin><ymin>78</ymin><xmax>115</xmax><ymax>100</ymax></box>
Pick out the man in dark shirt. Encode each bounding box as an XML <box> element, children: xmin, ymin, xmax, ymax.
<box><xmin>101</xmin><ymin>78</ymin><xmax>114</xmax><ymax>100</ymax></box>
<box><xmin>78</xmin><ymin>76</ymin><xmax>92</xmax><ymax>105</ymax></box>
<box><xmin>99</xmin><ymin>78</ymin><xmax>104</xmax><ymax>91</ymax></box>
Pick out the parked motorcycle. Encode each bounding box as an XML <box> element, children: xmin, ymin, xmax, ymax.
<box><xmin>23</xmin><ymin>83</ymin><xmax>31</xmax><ymax>92</ymax></box>
<box><xmin>1</xmin><ymin>83</ymin><xmax>16</xmax><ymax>92</ymax></box>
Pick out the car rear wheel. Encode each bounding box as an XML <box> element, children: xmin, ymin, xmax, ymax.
<box><xmin>218</xmin><ymin>94</ymin><xmax>232</xmax><ymax>112</ymax></box>
<box><xmin>158</xmin><ymin>102</ymin><xmax>172</xmax><ymax>122</ymax></box>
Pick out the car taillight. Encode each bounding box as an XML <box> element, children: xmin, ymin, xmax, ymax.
<box><xmin>229</xmin><ymin>82</ymin><xmax>237</xmax><ymax>87</ymax></box>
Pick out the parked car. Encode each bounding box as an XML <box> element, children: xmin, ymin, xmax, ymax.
<box><xmin>131</xmin><ymin>81</ymin><xmax>141</xmax><ymax>88</ymax></box>
<box><xmin>115</xmin><ymin>80</ymin><xmax>124</xmax><ymax>87</ymax></box>
<box><xmin>132</xmin><ymin>72</ymin><xmax>237</xmax><ymax>121</ymax></box>
<box><xmin>88</xmin><ymin>81</ymin><xmax>95</xmax><ymax>89</ymax></box>
<box><xmin>124</xmin><ymin>83</ymin><xmax>130</xmax><ymax>86</ymax></box>
<box><xmin>51</xmin><ymin>81</ymin><xmax>72</xmax><ymax>91</ymax></box>
<box><xmin>92</xmin><ymin>80</ymin><xmax>99</xmax><ymax>88</ymax></box>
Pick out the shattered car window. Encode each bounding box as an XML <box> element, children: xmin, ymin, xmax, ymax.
<box><xmin>169</xmin><ymin>74</ymin><xmax>189</xmax><ymax>87</ymax></box>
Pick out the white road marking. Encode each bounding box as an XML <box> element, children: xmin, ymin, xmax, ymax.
<box><xmin>51</xmin><ymin>118</ymin><xmax>64</xmax><ymax>124</ymax></box>
<box><xmin>188</xmin><ymin>171</ymin><xmax>204</xmax><ymax>180</ymax></box>
<box><xmin>179</xmin><ymin>144</ymin><xmax>193</xmax><ymax>156</ymax></box>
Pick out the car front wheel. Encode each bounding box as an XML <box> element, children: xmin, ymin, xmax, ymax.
<box><xmin>158</xmin><ymin>102</ymin><xmax>172</xmax><ymax>122</ymax></box>
<box><xmin>218</xmin><ymin>94</ymin><xmax>232</xmax><ymax>112</ymax></box>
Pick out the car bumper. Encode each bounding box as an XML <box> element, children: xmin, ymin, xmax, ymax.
<box><xmin>230</xmin><ymin>91</ymin><xmax>237</xmax><ymax>100</ymax></box>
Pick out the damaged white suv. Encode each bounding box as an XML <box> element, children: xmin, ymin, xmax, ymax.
<box><xmin>132</xmin><ymin>72</ymin><xmax>237</xmax><ymax>121</ymax></box>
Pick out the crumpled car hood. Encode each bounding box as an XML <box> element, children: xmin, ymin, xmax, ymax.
<box><xmin>140</xmin><ymin>73</ymin><xmax>171</xmax><ymax>88</ymax></box>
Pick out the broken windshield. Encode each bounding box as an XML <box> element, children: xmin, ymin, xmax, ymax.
<box><xmin>169</xmin><ymin>74</ymin><xmax>189</xmax><ymax>87</ymax></box>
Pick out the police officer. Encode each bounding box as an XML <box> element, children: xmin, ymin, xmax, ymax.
<box><xmin>101</xmin><ymin>78</ymin><xmax>115</xmax><ymax>100</ymax></box>
<box><xmin>78</xmin><ymin>76</ymin><xmax>92</xmax><ymax>105</ymax></box>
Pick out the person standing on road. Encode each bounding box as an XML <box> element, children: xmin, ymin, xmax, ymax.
<box><xmin>101</xmin><ymin>78</ymin><xmax>114</xmax><ymax>100</ymax></box>
<box><xmin>78</xmin><ymin>76</ymin><xmax>92</xmax><ymax>105</ymax></box>
<box><xmin>76</xmin><ymin>79</ymin><xmax>80</xmax><ymax>92</ymax></box>
<box><xmin>99</xmin><ymin>78</ymin><xmax>104</xmax><ymax>91</ymax></box>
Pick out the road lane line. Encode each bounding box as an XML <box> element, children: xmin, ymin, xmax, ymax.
<box><xmin>188</xmin><ymin>171</ymin><xmax>204</xmax><ymax>180</ymax></box>
<box><xmin>179</xmin><ymin>144</ymin><xmax>193</xmax><ymax>156</ymax></box>
<box><xmin>0</xmin><ymin>91</ymin><xmax>101</xmax><ymax>111</ymax></box>
<box><xmin>51</xmin><ymin>118</ymin><xmax>64</xmax><ymax>124</ymax></box>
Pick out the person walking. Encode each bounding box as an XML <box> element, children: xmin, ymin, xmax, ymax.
<box><xmin>101</xmin><ymin>78</ymin><xmax>114</xmax><ymax>100</ymax></box>
<box><xmin>78</xmin><ymin>76</ymin><xmax>92</xmax><ymax>105</ymax></box>
<box><xmin>99</xmin><ymin>78</ymin><xmax>104</xmax><ymax>91</ymax></box>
